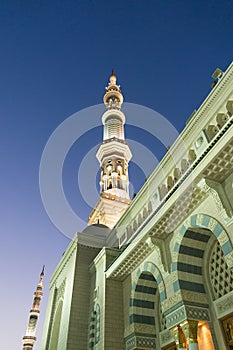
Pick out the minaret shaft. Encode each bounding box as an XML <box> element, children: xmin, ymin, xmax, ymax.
<box><xmin>88</xmin><ymin>71</ymin><xmax>131</xmax><ymax>228</ymax></box>
<box><xmin>22</xmin><ymin>267</ymin><xmax>45</xmax><ymax>350</ymax></box>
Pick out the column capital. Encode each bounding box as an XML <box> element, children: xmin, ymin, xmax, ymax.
<box><xmin>180</xmin><ymin>320</ymin><xmax>198</xmax><ymax>344</ymax></box>
<box><xmin>170</xmin><ymin>325</ymin><xmax>186</xmax><ymax>349</ymax></box>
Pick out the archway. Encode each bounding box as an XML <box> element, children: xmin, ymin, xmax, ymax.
<box><xmin>171</xmin><ymin>213</ymin><xmax>233</xmax><ymax>349</ymax></box>
<box><xmin>49</xmin><ymin>299</ymin><xmax>63</xmax><ymax>350</ymax></box>
<box><xmin>127</xmin><ymin>262</ymin><xmax>167</xmax><ymax>350</ymax></box>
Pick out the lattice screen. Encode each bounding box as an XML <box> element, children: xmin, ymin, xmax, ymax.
<box><xmin>209</xmin><ymin>241</ymin><xmax>233</xmax><ymax>299</ymax></box>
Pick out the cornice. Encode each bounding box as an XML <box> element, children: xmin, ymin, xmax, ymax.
<box><xmin>107</xmin><ymin>121</ymin><xmax>233</xmax><ymax>279</ymax></box>
<box><xmin>116</xmin><ymin>63</ymin><xmax>233</xmax><ymax>231</ymax></box>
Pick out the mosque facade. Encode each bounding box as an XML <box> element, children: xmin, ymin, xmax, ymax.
<box><xmin>38</xmin><ymin>64</ymin><xmax>233</xmax><ymax>350</ymax></box>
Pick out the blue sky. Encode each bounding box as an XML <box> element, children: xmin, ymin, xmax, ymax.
<box><xmin>0</xmin><ymin>1</ymin><xmax>232</xmax><ymax>348</ymax></box>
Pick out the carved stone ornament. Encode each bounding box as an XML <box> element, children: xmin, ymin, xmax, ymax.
<box><xmin>214</xmin><ymin>290</ymin><xmax>233</xmax><ymax>318</ymax></box>
<box><xmin>159</xmin><ymin>329</ymin><xmax>174</xmax><ymax>347</ymax></box>
<box><xmin>225</xmin><ymin>251</ymin><xmax>233</xmax><ymax>269</ymax></box>
<box><xmin>162</xmin><ymin>290</ymin><xmax>182</xmax><ymax>312</ymax></box>
<box><xmin>146</xmin><ymin>236</ymin><xmax>171</xmax><ymax>273</ymax></box>
<box><xmin>181</xmin><ymin>320</ymin><xmax>198</xmax><ymax>344</ymax></box>
<box><xmin>166</xmin><ymin>305</ymin><xmax>186</xmax><ymax>328</ymax></box>
<box><xmin>170</xmin><ymin>326</ymin><xmax>185</xmax><ymax>347</ymax></box>
<box><xmin>197</xmin><ymin>178</ymin><xmax>233</xmax><ymax>224</ymax></box>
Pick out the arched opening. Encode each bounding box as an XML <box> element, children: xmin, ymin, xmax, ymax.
<box><xmin>173</xmin><ymin>214</ymin><xmax>233</xmax><ymax>349</ymax></box>
<box><xmin>128</xmin><ymin>266</ymin><xmax>167</xmax><ymax>350</ymax></box>
<box><xmin>173</xmin><ymin>227</ymin><xmax>215</xmax><ymax>349</ymax></box>
<box><xmin>49</xmin><ymin>299</ymin><xmax>63</xmax><ymax>350</ymax></box>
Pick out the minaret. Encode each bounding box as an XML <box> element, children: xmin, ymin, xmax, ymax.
<box><xmin>88</xmin><ymin>70</ymin><xmax>132</xmax><ymax>228</ymax></box>
<box><xmin>22</xmin><ymin>267</ymin><xmax>45</xmax><ymax>350</ymax></box>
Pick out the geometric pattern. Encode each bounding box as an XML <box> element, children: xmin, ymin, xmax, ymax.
<box><xmin>125</xmin><ymin>333</ymin><xmax>156</xmax><ymax>350</ymax></box>
<box><xmin>186</xmin><ymin>305</ymin><xmax>210</xmax><ymax>321</ymax></box>
<box><xmin>165</xmin><ymin>305</ymin><xmax>186</xmax><ymax>328</ymax></box>
<box><xmin>166</xmin><ymin>304</ymin><xmax>210</xmax><ymax>328</ymax></box>
<box><xmin>209</xmin><ymin>240</ymin><xmax>233</xmax><ymax>300</ymax></box>
<box><xmin>136</xmin><ymin>336</ymin><xmax>156</xmax><ymax>349</ymax></box>
<box><xmin>125</xmin><ymin>334</ymin><xmax>137</xmax><ymax>350</ymax></box>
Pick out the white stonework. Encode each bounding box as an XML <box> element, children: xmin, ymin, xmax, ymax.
<box><xmin>88</xmin><ymin>70</ymin><xmax>132</xmax><ymax>229</ymax></box>
<box><xmin>41</xmin><ymin>63</ymin><xmax>233</xmax><ymax>350</ymax></box>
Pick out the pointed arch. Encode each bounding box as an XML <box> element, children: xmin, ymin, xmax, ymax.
<box><xmin>130</xmin><ymin>262</ymin><xmax>166</xmax><ymax>332</ymax></box>
<box><xmin>175</xmin><ymin>214</ymin><xmax>233</xmax><ymax>267</ymax></box>
<box><xmin>49</xmin><ymin>300</ymin><xmax>63</xmax><ymax>350</ymax></box>
<box><xmin>132</xmin><ymin>261</ymin><xmax>166</xmax><ymax>302</ymax></box>
<box><xmin>172</xmin><ymin>214</ymin><xmax>233</xmax><ymax>296</ymax></box>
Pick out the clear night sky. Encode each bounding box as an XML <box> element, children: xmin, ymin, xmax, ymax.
<box><xmin>0</xmin><ymin>1</ymin><xmax>232</xmax><ymax>348</ymax></box>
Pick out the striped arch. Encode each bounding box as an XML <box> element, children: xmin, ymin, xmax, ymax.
<box><xmin>130</xmin><ymin>262</ymin><xmax>166</xmax><ymax>329</ymax></box>
<box><xmin>172</xmin><ymin>213</ymin><xmax>233</xmax><ymax>296</ymax></box>
<box><xmin>132</xmin><ymin>262</ymin><xmax>166</xmax><ymax>302</ymax></box>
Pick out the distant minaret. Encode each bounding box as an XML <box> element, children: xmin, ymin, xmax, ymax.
<box><xmin>88</xmin><ymin>70</ymin><xmax>132</xmax><ymax>228</ymax></box>
<box><xmin>22</xmin><ymin>267</ymin><xmax>45</xmax><ymax>350</ymax></box>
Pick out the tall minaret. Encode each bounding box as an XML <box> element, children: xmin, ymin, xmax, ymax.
<box><xmin>22</xmin><ymin>267</ymin><xmax>45</xmax><ymax>350</ymax></box>
<box><xmin>88</xmin><ymin>70</ymin><xmax>132</xmax><ymax>228</ymax></box>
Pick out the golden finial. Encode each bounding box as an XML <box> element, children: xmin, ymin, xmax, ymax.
<box><xmin>109</xmin><ymin>69</ymin><xmax>116</xmax><ymax>85</ymax></box>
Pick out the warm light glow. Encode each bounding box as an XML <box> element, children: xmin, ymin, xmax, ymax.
<box><xmin>197</xmin><ymin>322</ymin><xmax>214</xmax><ymax>350</ymax></box>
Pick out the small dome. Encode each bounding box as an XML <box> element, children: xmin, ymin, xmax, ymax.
<box><xmin>82</xmin><ymin>223</ymin><xmax>111</xmax><ymax>236</ymax></box>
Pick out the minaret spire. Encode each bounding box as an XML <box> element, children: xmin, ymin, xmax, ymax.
<box><xmin>88</xmin><ymin>71</ymin><xmax>132</xmax><ymax>228</ymax></box>
<box><xmin>22</xmin><ymin>267</ymin><xmax>45</xmax><ymax>350</ymax></box>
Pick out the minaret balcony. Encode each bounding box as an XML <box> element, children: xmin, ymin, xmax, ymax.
<box><xmin>96</xmin><ymin>138</ymin><xmax>132</xmax><ymax>163</ymax></box>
